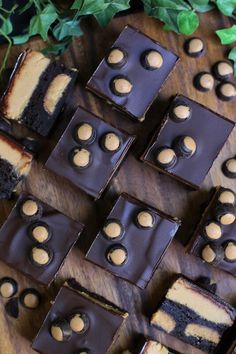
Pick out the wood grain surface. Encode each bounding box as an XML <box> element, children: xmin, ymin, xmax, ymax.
<box><xmin>0</xmin><ymin>9</ymin><xmax>235</xmax><ymax>354</ymax></box>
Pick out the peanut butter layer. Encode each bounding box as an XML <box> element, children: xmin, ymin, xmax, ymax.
<box><xmin>43</xmin><ymin>74</ymin><xmax>72</xmax><ymax>114</ymax></box>
<box><xmin>3</xmin><ymin>50</ymin><xmax>51</xmax><ymax>120</ymax></box>
<box><xmin>151</xmin><ymin>309</ymin><xmax>176</xmax><ymax>333</ymax></box>
<box><xmin>0</xmin><ymin>134</ymin><xmax>32</xmax><ymax>175</ymax></box>
<box><xmin>144</xmin><ymin>340</ymin><xmax>169</xmax><ymax>354</ymax></box>
<box><xmin>166</xmin><ymin>277</ymin><xmax>233</xmax><ymax>326</ymax></box>
<box><xmin>185</xmin><ymin>324</ymin><xmax>220</xmax><ymax>344</ymax></box>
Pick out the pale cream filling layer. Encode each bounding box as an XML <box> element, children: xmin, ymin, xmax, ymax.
<box><xmin>0</xmin><ymin>136</ymin><xmax>32</xmax><ymax>175</ymax></box>
<box><xmin>4</xmin><ymin>51</ymin><xmax>50</xmax><ymax>120</ymax></box>
<box><xmin>185</xmin><ymin>324</ymin><xmax>220</xmax><ymax>344</ymax></box>
<box><xmin>43</xmin><ymin>74</ymin><xmax>72</xmax><ymax>114</ymax></box>
<box><xmin>166</xmin><ymin>278</ymin><xmax>233</xmax><ymax>325</ymax></box>
<box><xmin>151</xmin><ymin>309</ymin><xmax>176</xmax><ymax>333</ymax></box>
<box><xmin>144</xmin><ymin>341</ymin><xmax>169</xmax><ymax>354</ymax></box>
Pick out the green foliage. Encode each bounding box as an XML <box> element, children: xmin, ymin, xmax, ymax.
<box><xmin>177</xmin><ymin>10</ymin><xmax>199</xmax><ymax>35</ymax></box>
<box><xmin>0</xmin><ymin>0</ymin><xmax>235</xmax><ymax>78</ymax></box>
<box><xmin>229</xmin><ymin>47</ymin><xmax>236</xmax><ymax>75</ymax></box>
<box><xmin>216</xmin><ymin>25</ymin><xmax>236</xmax><ymax>44</ymax></box>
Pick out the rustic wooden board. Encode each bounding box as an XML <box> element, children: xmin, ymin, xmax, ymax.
<box><xmin>0</xmin><ymin>9</ymin><xmax>235</xmax><ymax>354</ymax></box>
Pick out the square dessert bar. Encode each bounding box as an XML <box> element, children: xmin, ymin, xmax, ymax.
<box><xmin>0</xmin><ymin>193</ymin><xmax>83</xmax><ymax>286</ymax></box>
<box><xmin>87</xmin><ymin>25</ymin><xmax>179</xmax><ymax>121</ymax></box>
<box><xmin>32</xmin><ymin>279</ymin><xmax>128</xmax><ymax>354</ymax></box>
<box><xmin>86</xmin><ymin>193</ymin><xmax>180</xmax><ymax>288</ymax></box>
<box><xmin>122</xmin><ymin>338</ymin><xmax>180</xmax><ymax>354</ymax></box>
<box><xmin>187</xmin><ymin>186</ymin><xmax>236</xmax><ymax>276</ymax></box>
<box><xmin>151</xmin><ymin>276</ymin><xmax>236</xmax><ymax>353</ymax></box>
<box><xmin>0</xmin><ymin>131</ymin><xmax>33</xmax><ymax>199</ymax></box>
<box><xmin>45</xmin><ymin>106</ymin><xmax>135</xmax><ymax>199</ymax></box>
<box><xmin>141</xmin><ymin>94</ymin><xmax>235</xmax><ymax>189</ymax></box>
<box><xmin>1</xmin><ymin>49</ymin><xmax>78</xmax><ymax>136</ymax></box>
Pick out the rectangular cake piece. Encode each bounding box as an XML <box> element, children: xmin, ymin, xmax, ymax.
<box><xmin>141</xmin><ymin>94</ymin><xmax>234</xmax><ymax>189</ymax></box>
<box><xmin>1</xmin><ymin>49</ymin><xmax>78</xmax><ymax>136</ymax></box>
<box><xmin>0</xmin><ymin>131</ymin><xmax>33</xmax><ymax>199</ymax></box>
<box><xmin>86</xmin><ymin>193</ymin><xmax>180</xmax><ymax>288</ymax></box>
<box><xmin>122</xmin><ymin>337</ymin><xmax>180</xmax><ymax>353</ymax></box>
<box><xmin>0</xmin><ymin>193</ymin><xmax>83</xmax><ymax>286</ymax></box>
<box><xmin>32</xmin><ymin>279</ymin><xmax>128</xmax><ymax>354</ymax></box>
<box><xmin>187</xmin><ymin>186</ymin><xmax>236</xmax><ymax>276</ymax></box>
<box><xmin>151</xmin><ymin>276</ymin><xmax>236</xmax><ymax>353</ymax></box>
<box><xmin>45</xmin><ymin>106</ymin><xmax>135</xmax><ymax>199</ymax></box>
<box><xmin>86</xmin><ymin>25</ymin><xmax>179</xmax><ymax>122</ymax></box>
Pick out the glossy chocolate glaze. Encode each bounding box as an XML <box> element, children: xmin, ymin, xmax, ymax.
<box><xmin>45</xmin><ymin>106</ymin><xmax>135</xmax><ymax>199</ymax></box>
<box><xmin>0</xmin><ymin>193</ymin><xmax>83</xmax><ymax>286</ymax></box>
<box><xmin>86</xmin><ymin>193</ymin><xmax>180</xmax><ymax>288</ymax></box>
<box><xmin>188</xmin><ymin>186</ymin><xmax>236</xmax><ymax>276</ymax></box>
<box><xmin>32</xmin><ymin>285</ymin><xmax>127</xmax><ymax>354</ymax></box>
<box><xmin>87</xmin><ymin>25</ymin><xmax>179</xmax><ymax>121</ymax></box>
<box><xmin>141</xmin><ymin>94</ymin><xmax>234</xmax><ymax>189</ymax></box>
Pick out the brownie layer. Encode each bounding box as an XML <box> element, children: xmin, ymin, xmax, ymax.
<box><xmin>151</xmin><ymin>276</ymin><xmax>236</xmax><ymax>353</ymax></box>
<box><xmin>0</xmin><ymin>132</ymin><xmax>33</xmax><ymax>199</ymax></box>
<box><xmin>1</xmin><ymin>50</ymin><xmax>77</xmax><ymax>136</ymax></box>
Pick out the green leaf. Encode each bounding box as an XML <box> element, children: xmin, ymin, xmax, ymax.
<box><xmin>216</xmin><ymin>0</ymin><xmax>236</xmax><ymax>18</ymax></box>
<box><xmin>156</xmin><ymin>8</ymin><xmax>180</xmax><ymax>32</ymax></box>
<box><xmin>216</xmin><ymin>25</ymin><xmax>236</xmax><ymax>44</ymax></box>
<box><xmin>142</xmin><ymin>0</ymin><xmax>190</xmax><ymax>11</ymax></box>
<box><xmin>177</xmin><ymin>10</ymin><xmax>199</xmax><ymax>35</ymax></box>
<box><xmin>12</xmin><ymin>34</ymin><xmax>29</xmax><ymax>45</ymax></box>
<box><xmin>19</xmin><ymin>0</ymin><xmax>34</xmax><ymax>14</ymax></box>
<box><xmin>42</xmin><ymin>38</ymin><xmax>73</xmax><ymax>55</ymax></box>
<box><xmin>228</xmin><ymin>47</ymin><xmax>236</xmax><ymax>75</ymax></box>
<box><xmin>29</xmin><ymin>4</ymin><xmax>58</xmax><ymax>40</ymax></box>
<box><xmin>188</xmin><ymin>0</ymin><xmax>214</xmax><ymax>12</ymax></box>
<box><xmin>95</xmin><ymin>0</ymin><xmax>131</xmax><ymax>26</ymax></box>
<box><xmin>0</xmin><ymin>17</ymin><xmax>13</xmax><ymax>35</ymax></box>
<box><xmin>53</xmin><ymin>19</ymin><xmax>83</xmax><ymax>41</ymax></box>
<box><xmin>71</xmin><ymin>0</ymin><xmax>107</xmax><ymax>14</ymax></box>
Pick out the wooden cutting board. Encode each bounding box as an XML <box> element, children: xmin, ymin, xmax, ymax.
<box><xmin>0</xmin><ymin>9</ymin><xmax>235</xmax><ymax>354</ymax></box>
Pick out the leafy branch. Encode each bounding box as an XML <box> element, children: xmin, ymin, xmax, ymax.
<box><xmin>0</xmin><ymin>0</ymin><xmax>236</xmax><ymax>79</ymax></box>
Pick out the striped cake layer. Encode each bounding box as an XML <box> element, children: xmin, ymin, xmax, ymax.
<box><xmin>0</xmin><ymin>133</ymin><xmax>33</xmax><ymax>199</ymax></box>
<box><xmin>1</xmin><ymin>50</ymin><xmax>77</xmax><ymax>136</ymax></box>
<box><xmin>151</xmin><ymin>277</ymin><xmax>236</xmax><ymax>353</ymax></box>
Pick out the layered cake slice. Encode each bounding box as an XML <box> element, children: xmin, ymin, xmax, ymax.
<box><xmin>0</xmin><ymin>132</ymin><xmax>33</xmax><ymax>199</ymax></box>
<box><xmin>151</xmin><ymin>276</ymin><xmax>236</xmax><ymax>353</ymax></box>
<box><xmin>1</xmin><ymin>49</ymin><xmax>78</xmax><ymax>136</ymax></box>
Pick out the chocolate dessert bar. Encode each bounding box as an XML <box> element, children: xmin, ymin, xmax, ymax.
<box><xmin>122</xmin><ymin>337</ymin><xmax>180</xmax><ymax>353</ymax></box>
<box><xmin>45</xmin><ymin>106</ymin><xmax>135</xmax><ymax>199</ymax></box>
<box><xmin>0</xmin><ymin>131</ymin><xmax>33</xmax><ymax>199</ymax></box>
<box><xmin>0</xmin><ymin>193</ymin><xmax>83</xmax><ymax>286</ymax></box>
<box><xmin>87</xmin><ymin>25</ymin><xmax>179</xmax><ymax>122</ymax></box>
<box><xmin>141</xmin><ymin>94</ymin><xmax>234</xmax><ymax>189</ymax></box>
<box><xmin>86</xmin><ymin>193</ymin><xmax>180</xmax><ymax>288</ymax></box>
<box><xmin>1</xmin><ymin>49</ymin><xmax>78</xmax><ymax>136</ymax></box>
<box><xmin>32</xmin><ymin>279</ymin><xmax>128</xmax><ymax>354</ymax></box>
<box><xmin>187</xmin><ymin>186</ymin><xmax>236</xmax><ymax>276</ymax></box>
<box><xmin>151</xmin><ymin>276</ymin><xmax>236</xmax><ymax>353</ymax></box>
